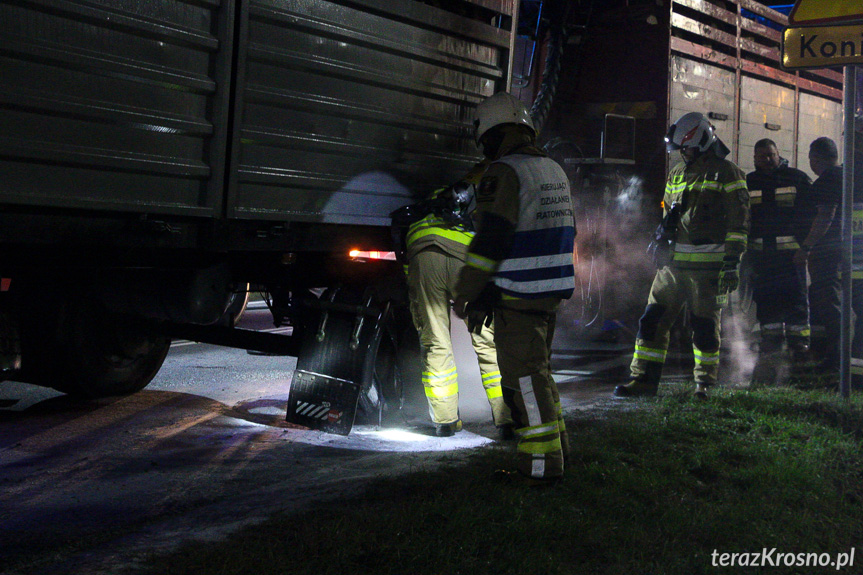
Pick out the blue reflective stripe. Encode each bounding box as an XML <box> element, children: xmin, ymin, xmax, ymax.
<box><xmin>493</xmin><ymin>225</ymin><xmax>575</xmax><ymax>298</ymax></box>
<box><xmin>505</xmin><ymin>227</ymin><xmax>576</xmax><ymax>259</ymax></box>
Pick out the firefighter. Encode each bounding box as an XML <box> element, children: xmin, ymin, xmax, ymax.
<box><xmin>745</xmin><ymin>138</ymin><xmax>813</xmax><ymax>378</ymax></box>
<box><xmin>406</xmin><ymin>162</ymin><xmax>513</xmax><ymax>438</ymax></box>
<box><xmin>614</xmin><ymin>112</ymin><xmax>750</xmax><ymax>399</ymax></box>
<box><xmin>793</xmin><ymin>137</ymin><xmax>845</xmax><ymax>377</ymax></box>
<box><xmin>453</xmin><ymin>92</ymin><xmax>576</xmax><ymax>483</ymax></box>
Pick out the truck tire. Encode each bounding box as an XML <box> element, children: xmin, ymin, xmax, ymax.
<box><xmin>19</xmin><ymin>286</ymin><xmax>171</xmax><ymax>398</ymax></box>
<box><xmin>357</xmin><ymin>306</ymin><xmax>420</xmax><ymax>426</ymax></box>
<box><xmin>218</xmin><ymin>284</ymin><xmax>250</xmax><ymax>327</ymax></box>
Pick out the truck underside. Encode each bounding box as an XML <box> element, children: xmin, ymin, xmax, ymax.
<box><xmin>0</xmin><ymin>0</ymin><xmax>518</xmax><ymax>427</ymax></box>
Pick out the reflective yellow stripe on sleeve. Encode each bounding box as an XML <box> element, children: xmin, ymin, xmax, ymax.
<box><xmin>725</xmin><ymin>232</ymin><xmax>747</xmax><ymax>244</ymax></box>
<box><xmin>724</xmin><ymin>179</ymin><xmax>748</xmax><ymax>193</ymax></box>
<box><xmin>466</xmin><ymin>252</ymin><xmax>497</xmax><ymax>273</ymax></box>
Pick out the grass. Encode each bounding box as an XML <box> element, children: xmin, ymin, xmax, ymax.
<box><xmin>139</xmin><ymin>384</ymin><xmax>863</xmax><ymax>575</ymax></box>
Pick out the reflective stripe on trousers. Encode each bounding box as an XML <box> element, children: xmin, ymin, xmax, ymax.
<box><xmin>494</xmin><ymin>303</ymin><xmax>565</xmax><ymax>479</ymax></box>
<box><xmin>408</xmin><ymin>247</ymin><xmax>511</xmax><ymax>426</ymax></box>
<box><xmin>630</xmin><ymin>266</ymin><xmax>723</xmax><ymax>386</ymax></box>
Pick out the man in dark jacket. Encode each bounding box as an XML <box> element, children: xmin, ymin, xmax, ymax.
<box><xmin>745</xmin><ymin>138</ymin><xmax>813</xmax><ymax>379</ymax></box>
<box><xmin>793</xmin><ymin>137</ymin><xmax>845</xmax><ymax>376</ymax></box>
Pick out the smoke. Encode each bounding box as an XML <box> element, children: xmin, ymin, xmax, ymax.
<box><xmin>719</xmin><ymin>291</ymin><xmax>759</xmax><ymax>387</ymax></box>
<box><xmin>552</xmin><ymin>169</ymin><xmax>763</xmax><ymax>390</ymax></box>
<box><xmin>556</xmin><ymin>170</ymin><xmax>658</xmax><ymax>347</ymax></box>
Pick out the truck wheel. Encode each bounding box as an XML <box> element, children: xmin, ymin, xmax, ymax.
<box><xmin>356</xmin><ymin>319</ymin><xmax>398</xmax><ymax>425</ymax></box>
<box><xmin>19</xmin><ymin>288</ymin><xmax>170</xmax><ymax>398</ymax></box>
<box><xmin>357</xmin><ymin>307</ymin><xmax>420</xmax><ymax>426</ymax></box>
<box><xmin>218</xmin><ymin>284</ymin><xmax>250</xmax><ymax>327</ymax></box>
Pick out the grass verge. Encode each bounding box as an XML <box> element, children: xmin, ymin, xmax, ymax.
<box><xmin>140</xmin><ymin>385</ymin><xmax>863</xmax><ymax>575</ymax></box>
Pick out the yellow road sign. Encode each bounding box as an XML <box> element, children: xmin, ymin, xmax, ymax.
<box><xmin>790</xmin><ymin>0</ymin><xmax>863</xmax><ymax>26</ymax></box>
<box><xmin>782</xmin><ymin>24</ymin><xmax>863</xmax><ymax>69</ymax></box>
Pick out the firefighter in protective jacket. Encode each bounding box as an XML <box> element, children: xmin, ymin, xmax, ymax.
<box><xmin>454</xmin><ymin>92</ymin><xmax>576</xmax><ymax>483</ymax></box>
<box><xmin>406</xmin><ymin>162</ymin><xmax>513</xmax><ymax>437</ymax></box>
<box><xmin>615</xmin><ymin>112</ymin><xmax>750</xmax><ymax>399</ymax></box>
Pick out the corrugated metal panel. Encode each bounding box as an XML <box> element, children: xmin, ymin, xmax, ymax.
<box><xmin>228</xmin><ymin>0</ymin><xmax>514</xmax><ymax>225</ymax></box>
<box><xmin>669</xmin><ymin>55</ymin><xmax>736</xmax><ymax>160</ymax></box>
<box><xmin>0</xmin><ymin>0</ymin><xmax>229</xmax><ymax>216</ymax></box>
<box><xmin>738</xmin><ymin>76</ymin><xmax>795</xmax><ymax>174</ymax></box>
<box><xmin>797</xmin><ymin>93</ymin><xmax>844</xmax><ymax>180</ymax></box>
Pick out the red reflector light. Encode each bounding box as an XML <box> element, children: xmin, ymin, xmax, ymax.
<box><xmin>0</xmin><ymin>278</ymin><xmax>10</xmax><ymax>292</ymax></box>
<box><xmin>348</xmin><ymin>250</ymin><xmax>397</xmax><ymax>261</ymax></box>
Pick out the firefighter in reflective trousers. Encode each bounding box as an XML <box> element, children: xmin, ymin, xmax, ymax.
<box><xmin>406</xmin><ymin>162</ymin><xmax>513</xmax><ymax>438</ymax></box>
<box><xmin>615</xmin><ymin>112</ymin><xmax>750</xmax><ymax>399</ymax></box>
<box><xmin>454</xmin><ymin>92</ymin><xmax>576</xmax><ymax>483</ymax></box>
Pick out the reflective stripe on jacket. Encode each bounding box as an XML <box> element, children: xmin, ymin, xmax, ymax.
<box><xmin>405</xmin><ymin>186</ymin><xmax>475</xmax><ymax>261</ymax></box>
<box><xmin>491</xmin><ymin>154</ymin><xmax>576</xmax><ymax>299</ymax></box>
<box><xmin>406</xmin><ymin>212</ymin><xmax>473</xmax><ymax>258</ymax></box>
<box><xmin>746</xmin><ymin>165</ymin><xmax>811</xmax><ymax>253</ymax></box>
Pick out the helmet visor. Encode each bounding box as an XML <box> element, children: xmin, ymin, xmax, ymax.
<box><xmin>665</xmin><ymin>125</ymin><xmax>681</xmax><ymax>152</ymax></box>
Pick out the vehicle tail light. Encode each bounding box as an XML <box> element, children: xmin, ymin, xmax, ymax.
<box><xmin>349</xmin><ymin>249</ymin><xmax>397</xmax><ymax>261</ymax></box>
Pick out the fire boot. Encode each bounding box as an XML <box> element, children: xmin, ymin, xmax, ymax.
<box><xmin>497</xmin><ymin>423</ymin><xmax>515</xmax><ymax>441</ymax></box>
<box><xmin>435</xmin><ymin>419</ymin><xmax>463</xmax><ymax>437</ymax></box>
<box><xmin>614</xmin><ymin>379</ymin><xmax>659</xmax><ymax>398</ymax></box>
<box><xmin>791</xmin><ymin>346</ymin><xmax>818</xmax><ymax>373</ymax></box>
<box><xmin>693</xmin><ymin>382</ymin><xmax>710</xmax><ymax>399</ymax></box>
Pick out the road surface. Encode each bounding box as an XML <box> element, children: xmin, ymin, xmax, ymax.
<box><xmin>0</xmin><ymin>304</ymin><xmax>622</xmax><ymax>575</ymax></box>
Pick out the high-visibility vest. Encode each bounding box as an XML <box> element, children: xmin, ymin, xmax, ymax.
<box><xmin>492</xmin><ymin>154</ymin><xmax>575</xmax><ymax>299</ymax></box>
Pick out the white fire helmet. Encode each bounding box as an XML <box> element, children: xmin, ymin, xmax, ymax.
<box><xmin>473</xmin><ymin>92</ymin><xmax>536</xmax><ymax>145</ymax></box>
<box><xmin>665</xmin><ymin>112</ymin><xmax>716</xmax><ymax>153</ymax></box>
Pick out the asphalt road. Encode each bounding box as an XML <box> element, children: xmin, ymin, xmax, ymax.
<box><xmin>0</xmin><ymin>304</ymin><xmax>623</xmax><ymax>575</ymax></box>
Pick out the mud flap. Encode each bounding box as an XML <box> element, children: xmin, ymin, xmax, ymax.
<box><xmin>286</xmin><ymin>370</ymin><xmax>359</xmax><ymax>435</ymax></box>
<box><xmin>285</xmin><ymin>288</ymin><xmax>390</xmax><ymax>435</ymax></box>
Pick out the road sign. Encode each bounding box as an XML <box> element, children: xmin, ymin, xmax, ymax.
<box><xmin>789</xmin><ymin>0</ymin><xmax>863</xmax><ymax>26</ymax></box>
<box><xmin>782</xmin><ymin>24</ymin><xmax>863</xmax><ymax>69</ymax></box>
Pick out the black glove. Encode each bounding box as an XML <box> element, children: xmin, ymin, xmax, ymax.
<box><xmin>718</xmin><ymin>256</ymin><xmax>740</xmax><ymax>294</ymax></box>
<box><xmin>466</xmin><ymin>305</ymin><xmax>493</xmax><ymax>335</ymax></box>
<box><xmin>646</xmin><ymin>202</ymin><xmax>681</xmax><ymax>269</ymax></box>
<box><xmin>464</xmin><ymin>284</ymin><xmax>499</xmax><ymax>334</ymax></box>
<box><xmin>646</xmin><ymin>234</ymin><xmax>673</xmax><ymax>269</ymax></box>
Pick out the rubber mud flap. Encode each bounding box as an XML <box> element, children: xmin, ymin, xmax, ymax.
<box><xmin>286</xmin><ymin>369</ymin><xmax>360</xmax><ymax>435</ymax></box>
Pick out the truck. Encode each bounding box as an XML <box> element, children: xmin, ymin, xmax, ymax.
<box><xmin>532</xmin><ymin>0</ymin><xmax>845</xmax><ymax>361</ymax></box>
<box><xmin>0</xmin><ymin>0</ymin><xmax>527</xmax><ymax>432</ymax></box>
<box><xmin>0</xmin><ymin>0</ymin><xmax>849</xmax><ymax>429</ymax></box>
